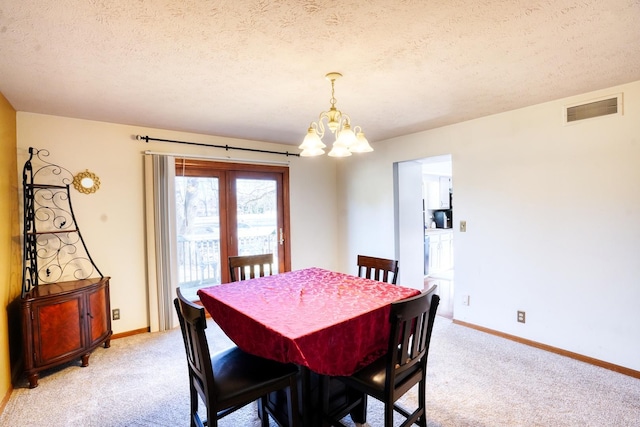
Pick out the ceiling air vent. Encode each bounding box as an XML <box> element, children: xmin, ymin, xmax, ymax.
<box><xmin>564</xmin><ymin>93</ymin><xmax>623</xmax><ymax>124</ymax></box>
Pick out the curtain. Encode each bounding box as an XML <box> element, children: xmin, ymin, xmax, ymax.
<box><xmin>144</xmin><ymin>154</ymin><xmax>178</xmax><ymax>332</ymax></box>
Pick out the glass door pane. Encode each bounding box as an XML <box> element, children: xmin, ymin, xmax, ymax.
<box><xmin>175</xmin><ymin>176</ymin><xmax>221</xmax><ymax>300</ymax></box>
<box><xmin>235</xmin><ymin>178</ymin><xmax>279</xmax><ymax>273</ymax></box>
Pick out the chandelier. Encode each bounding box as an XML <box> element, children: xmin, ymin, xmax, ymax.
<box><xmin>299</xmin><ymin>72</ymin><xmax>374</xmax><ymax>157</ymax></box>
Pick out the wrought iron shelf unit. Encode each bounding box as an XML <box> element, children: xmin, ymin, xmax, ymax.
<box><xmin>19</xmin><ymin>147</ymin><xmax>111</xmax><ymax>388</ymax></box>
<box><xmin>21</xmin><ymin>147</ymin><xmax>103</xmax><ymax>297</ymax></box>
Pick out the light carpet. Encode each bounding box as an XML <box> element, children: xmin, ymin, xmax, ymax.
<box><xmin>1</xmin><ymin>317</ymin><xmax>638</xmax><ymax>426</ymax></box>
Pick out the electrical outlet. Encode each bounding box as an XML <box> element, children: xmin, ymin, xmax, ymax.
<box><xmin>112</xmin><ymin>308</ymin><xmax>120</xmax><ymax>320</ymax></box>
<box><xmin>462</xmin><ymin>295</ymin><xmax>470</xmax><ymax>306</ymax></box>
<box><xmin>517</xmin><ymin>310</ymin><xmax>525</xmax><ymax>323</ymax></box>
<box><xmin>460</xmin><ymin>220</ymin><xmax>467</xmax><ymax>232</ymax></box>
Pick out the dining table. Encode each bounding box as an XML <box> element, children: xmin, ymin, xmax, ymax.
<box><xmin>197</xmin><ymin>266</ymin><xmax>421</xmax><ymax>426</ymax></box>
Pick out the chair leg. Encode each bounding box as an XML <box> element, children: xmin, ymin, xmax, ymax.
<box><xmin>385</xmin><ymin>401</ymin><xmax>394</xmax><ymax>427</ymax></box>
<box><xmin>287</xmin><ymin>376</ymin><xmax>300</xmax><ymax>427</ymax></box>
<box><xmin>207</xmin><ymin>404</ymin><xmax>217</xmax><ymax>427</ymax></box>
<box><xmin>418</xmin><ymin>379</ymin><xmax>427</xmax><ymax>427</ymax></box>
<box><xmin>259</xmin><ymin>396</ymin><xmax>270</xmax><ymax>427</ymax></box>
<box><xmin>257</xmin><ymin>399</ymin><xmax>266</xmax><ymax>423</ymax></box>
<box><xmin>189</xmin><ymin>383</ymin><xmax>199</xmax><ymax>427</ymax></box>
<box><xmin>321</xmin><ymin>376</ymin><xmax>337</xmax><ymax>427</ymax></box>
<box><xmin>349</xmin><ymin>392</ymin><xmax>367</xmax><ymax>424</ymax></box>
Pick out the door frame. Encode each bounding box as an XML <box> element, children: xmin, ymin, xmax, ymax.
<box><xmin>175</xmin><ymin>159</ymin><xmax>291</xmax><ymax>283</ymax></box>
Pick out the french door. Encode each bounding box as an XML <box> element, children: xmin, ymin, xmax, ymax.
<box><xmin>174</xmin><ymin>159</ymin><xmax>290</xmax><ymax>298</ymax></box>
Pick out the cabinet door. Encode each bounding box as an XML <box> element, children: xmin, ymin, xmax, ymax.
<box><xmin>438</xmin><ymin>177</ymin><xmax>451</xmax><ymax>209</ymax></box>
<box><xmin>440</xmin><ymin>231</ymin><xmax>453</xmax><ymax>270</ymax></box>
<box><xmin>32</xmin><ymin>295</ymin><xmax>85</xmax><ymax>366</ymax></box>
<box><xmin>426</xmin><ymin>181</ymin><xmax>440</xmax><ymax>210</ymax></box>
<box><xmin>87</xmin><ymin>283</ymin><xmax>110</xmax><ymax>347</ymax></box>
<box><xmin>428</xmin><ymin>234</ymin><xmax>441</xmax><ymax>273</ymax></box>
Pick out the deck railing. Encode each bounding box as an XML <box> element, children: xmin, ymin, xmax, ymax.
<box><xmin>177</xmin><ymin>233</ymin><xmax>277</xmax><ymax>287</ymax></box>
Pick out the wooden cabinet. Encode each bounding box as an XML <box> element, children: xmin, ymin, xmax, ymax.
<box><xmin>425</xmin><ymin>229</ymin><xmax>454</xmax><ymax>319</ymax></box>
<box><xmin>437</xmin><ymin>176</ymin><xmax>451</xmax><ymax>209</ymax></box>
<box><xmin>21</xmin><ymin>277</ymin><xmax>112</xmax><ymax>388</ymax></box>
<box><xmin>426</xmin><ymin>230</ymin><xmax>453</xmax><ymax>275</ymax></box>
<box><xmin>425</xmin><ymin>176</ymin><xmax>452</xmax><ymax>210</ymax></box>
<box><xmin>440</xmin><ymin>231</ymin><xmax>453</xmax><ymax>270</ymax></box>
<box><xmin>428</xmin><ymin>234</ymin><xmax>441</xmax><ymax>274</ymax></box>
<box><xmin>424</xmin><ymin>273</ymin><xmax>454</xmax><ymax>319</ymax></box>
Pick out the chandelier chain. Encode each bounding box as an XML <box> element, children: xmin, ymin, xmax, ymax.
<box><xmin>330</xmin><ymin>78</ymin><xmax>337</xmax><ymax>109</ymax></box>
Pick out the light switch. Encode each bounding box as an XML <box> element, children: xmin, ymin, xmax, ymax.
<box><xmin>460</xmin><ymin>220</ymin><xmax>467</xmax><ymax>232</ymax></box>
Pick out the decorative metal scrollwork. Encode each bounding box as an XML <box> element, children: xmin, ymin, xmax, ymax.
<box><xmin>21</xmin><ymin>147</ymin><xmax>103</xmax><ymax>297</ymax></box>
<box><xmin>27</xmin><ymin>148</ymin><xmax>74</xmax><ymax>186</ymax></box>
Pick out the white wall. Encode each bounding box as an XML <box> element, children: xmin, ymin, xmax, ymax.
<box><xmin>16</xmin><ymin>114</ymin><xmax>339</xmax><ymax>334</ymax></box>
<box><xmin>337</xmin><ymin>140</ymin><xmax>399</xmax><ymax>275</ymax></box>
<box><xmin>339</xmin><ymin>80</ymin><xmax>640</xmax><ymax>371</ymax></box>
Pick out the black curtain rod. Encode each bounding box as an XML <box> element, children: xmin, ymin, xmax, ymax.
<box><xmin>136</xmin><ymin>135</ymin><xmax>300</xmax><ymax>157</ymax></box>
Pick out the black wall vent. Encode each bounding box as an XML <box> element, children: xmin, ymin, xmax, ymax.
<box><xmin>565</xmin><ymin>95</ymin><xmax>621</xmax><ymax>123</ymax></box>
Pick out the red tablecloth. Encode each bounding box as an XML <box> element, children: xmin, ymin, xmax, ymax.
<box><xmin>197</xmin><ymin>267</ymin><xmax>420</xmax><ymax>376</ymax></box>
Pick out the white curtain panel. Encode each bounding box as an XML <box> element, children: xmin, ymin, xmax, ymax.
<box><xmin>144</xmin><ymin>154</ymin><xmax>178</xmax><ymax>332</ymax></box>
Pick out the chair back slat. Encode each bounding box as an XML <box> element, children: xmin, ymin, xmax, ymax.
<box><xmin>357</xmin><ymin>255</ymin><xmax>399</xmax><ymax>285</ymax></box>
<box><xmin>229</xmin><ymin>253</ymin><xmax>274</xmax><ymax>282</ymax></box>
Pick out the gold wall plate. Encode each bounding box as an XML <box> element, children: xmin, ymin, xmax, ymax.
<box><xmin>73</xmin><ymin>170</ymin><xmax>100</xmax><ymax>194</ymax></box>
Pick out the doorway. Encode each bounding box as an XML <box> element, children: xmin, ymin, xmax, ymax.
<box><xmin>395</xmin><ymin>154</ymin><xmax>454</xmax><ymax>318</ymax></box>
<box><xmin>421</xmin><ymin>155</ymin><xmax>454</xmax><ymax>319</ymax></box>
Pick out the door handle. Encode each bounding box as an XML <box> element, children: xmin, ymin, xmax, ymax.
<box><xmin>279</xmin><ymin>228</ymin><xmax>284</xmax><ymax>245</ymax></box>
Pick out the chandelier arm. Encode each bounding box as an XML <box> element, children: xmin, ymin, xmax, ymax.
<box><xmin>319</xmin><ymin>110</ymin><xmax>338</xmax><ymax>136</ymax></box>
<box><xmin>312</xmin><ymin>120</ymin><xmax>326</xmax><ymax>139</ymax></box>
<box><xmin>318</xmin><ymin>111</ymin><xmax>330</xmax><ymax>122</ymax></box>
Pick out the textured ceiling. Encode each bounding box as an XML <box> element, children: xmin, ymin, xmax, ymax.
<box><xmin>1</xmin><ymin>0</ymin><xmax>639</xmax><ymax>147</ymax></box>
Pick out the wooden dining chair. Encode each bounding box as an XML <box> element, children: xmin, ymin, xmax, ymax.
<box><xmin>357</xmin><ymin>255</ymin><xmax>399</xmax><ymax>285</ymax></box>
<box><xmin>174</xmin><ymin>287</ymin><xmax>300</xmax><ymax>427</ymax></box>
<box><xmin>322</xmin><ymin>291</ymin><xmax>440</xmax><ymax>427</ymax></box>
<box><xmin>228</xmin><ymin>253</ymin><xmax>274</xmax><ymax>282</ymax></box>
